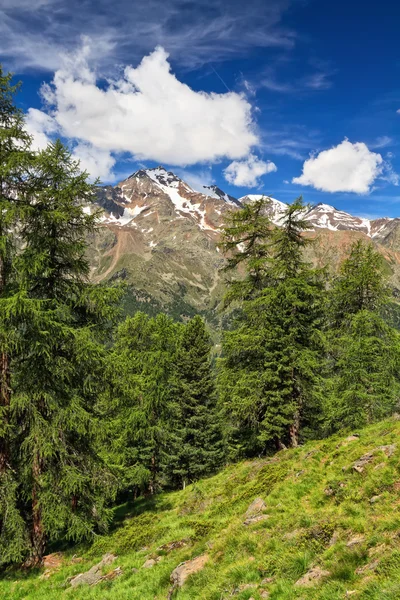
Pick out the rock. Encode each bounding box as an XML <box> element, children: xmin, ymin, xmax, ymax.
<box><xmin>260</xmin><ymin>577</ymin><xmax>274</xmax><ymax>585</ymax></box>
<box><xmin>353</xmin><ymin>453</ymin><xmax>374</xmax><ymax>473</ymax></box>
<box><xmin>101</xmin><ymin>567</ymin><xmax>123</xmax><ymax>582</ymax></box>
<box><xmin>374</xmin><ymin>462</ymin><xmax>386</xmax><ymax>470</ymax></box>
<box><xmin>169</xmin><ymin>554</ymin><xmax>209</xmax><ymax>590</ymax></box>
<box><xmin>355</xmin><ymin>560</ymin><xmax>379</xmax><ymax>575</ymax></box>
<box><xmin>295</xmin><ymin>470</ymin><xmax>305</xmax><ymax>477</ymax></box>
<box><xmin>69</xmin><ymin>553</ymin><xmax>117</xmax><ymax>587</ymax></box>
<box><xmin>245</xmin><ymin>498</ymin><xmax>266</xmax><ymax>516</ymax></box>
<box><xmin>157</xmin><ymin>539</ymin><xmax>189</xmax><ymax>553</ymax></box>
<box><xmin>329</xmin><ymin>531</ymin><xmax>340</xmax><ymax>546</ymax></box>
<box><xmin>131</xmin><ymin>567</ymin><xmax>139</xmax><ymax>573</ymax></box>
<box><xmin>369</xmin><ymin>495</ymin><xmax>382</xmax><ymax>504</ymax></box>
<box><xmin>260</xmin><ymin>592</ymin><xmax>270</xmax><ymax>599</ymax></box>
<box><xmin>346</xmin><ymin>535</ymin><xmax>365</xmax><ymax>547</ymax></box>
<box><xmin>295</xmin><ymin>566</ymin><xmax>330</xmax><ymax>587</ymax></box>
<box><xmin>346</xmin><ymin>591</ymin><xmax>359</xmax><ymax>597</ymax></box>
<box><xmin>142</xmin><ymin>556</ymin><xmax>162</xmax><ymax>568</ymax></box>
<box><xmin>346</xmin><ymin>435</ymin><xmax>360</xmax><ymax>442</ymax></box>
<box><xmin>377</xmin><ymin>444</ymin><xmax>396</xmax><ymax>457</ymax></box>
<box><xmin>283</xmin><ymin>530</ymin><xmax>301</xmax><ymax>541</ymax></box>
<box><xmin>324</xmin><ymin>487</ymin><xmax>334</xmax><ymax>496</ymax></box>
<box><xmin>243</xmin><ymin>514</ymin><xmax>270</xmax><ymax>526</ymax></box>
<box><xmin>143</xmin><ymin>558</ymin><xmax>157</xmax><ymax>568</ymax></box>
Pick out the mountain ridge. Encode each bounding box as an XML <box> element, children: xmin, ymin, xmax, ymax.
<box><xmin>89</xmin><ymin>166</ymin><xmax>400</xmax><ymax>322</ymax></box>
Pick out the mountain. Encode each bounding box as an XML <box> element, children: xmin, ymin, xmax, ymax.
<box><xmin>88</xmin><ymin>167</ymin><xmax>400</xmax><ymax>321</ymax></box>
<box><xmin>91</xmin><ymin>167</ymin><xmax>238</xmax><ymax>321</ymax></box>
<box><xmin>4</xmin><ymin>416</ymin><xmax>400</xmax><ymax>598</ymax></box>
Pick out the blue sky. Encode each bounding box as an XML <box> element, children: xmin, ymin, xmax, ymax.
<box><xmin>2</xmin><ymin>0</ymin><xmax>400</xmax><ymax>217</ymax></box>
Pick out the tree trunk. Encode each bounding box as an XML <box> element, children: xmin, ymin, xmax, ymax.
<box><xmin>148</xmin><ymin>454</ymin><xmax>156</xmax><ymax>495</ymax></box>
<box><xmin>289</xmin><ymin>414</ymin><xmax>300</xmax><ymax>448</ymax></box>
<box><xmin>31</xmin><ymin>451</ymin><xmax>45</xmax><ymax>564</ymax></box>
<box><xmin>0</xmin><ymin>351</ymin><xmax>10</xmax><ymax>475</ymax></box>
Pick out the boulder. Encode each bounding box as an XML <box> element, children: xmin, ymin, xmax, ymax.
<box><xmin>377</xmin><ymin>444</ymin><xmax>396</xmax><ymax>457</ymax></box>
<box><xmin>142</xmin><ymin>556</ymin><xmax>162</xmax><ymax>568</ymax></box>
<box><xmin>142</xmin><ymin>558</ymin><xmax>157</xmax><ymax>568</ymax></box>
<box><xmin>168</xmin><ymin>554</ymin><xmax>209</xmax><ymax>595</ymax></box>
<box><xmin>369</xmin><ymin>495</ymin><xmax>382</xmax><ymax>504</ymax></box>
<box><xmin>295</xmin><ymin>566</ymin><xmax>330</xmax><ymax>587</ymax></box>
<box><xmin>353</xmin><ymin>453</ymin><xmax>374</xmax><ymax>473</ymax></box>
<box><xmin>69</xmin><ymin>553</ymin><xmax>117</xmax><ymax>587</ymax></box>
<box><xmin>245</xmin><ymin>498</ymin><xmax>266</xmax><ymax>516</ymax></box>
<box><xmin>346</xmin><ymin>534</ymin><xmax>365</xmax><ymax>547</ymax></box>
<box><xmin>243</xmin><ymin>514</ymin><xmax>270</xmax><ymax>526</ymax></box>
<box><xmin>355</xmin><ymin>559</ymin><xmax>379</xmax><ymax>575</ymax></box>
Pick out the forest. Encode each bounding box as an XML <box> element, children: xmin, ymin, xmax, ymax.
<box><xmin>1</xmin><ymin>65</ymin><xmax>400</xmax><ymax>568</ymax></box>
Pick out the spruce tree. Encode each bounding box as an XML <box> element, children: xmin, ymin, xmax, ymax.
<box><xmin>165</xmin><ymin>316</ymin><xmax>225</xmax><ymax>489</ymax></box>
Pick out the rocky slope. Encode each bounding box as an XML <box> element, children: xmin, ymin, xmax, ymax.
<box><xmin>88</xmin><ymin>167</ymin><xmax>400</xmax><ymax>321</ymax></box>
<box><xmin>3</xmin><ymin>417</ymin><xmax>400</xmax><ymax>599</ymax></box>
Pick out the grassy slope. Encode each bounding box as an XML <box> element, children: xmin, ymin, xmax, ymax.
<box><xmin>2</xmin><ymin>418</ymin><xmax>400</xmax><ymax>599</ymax></box>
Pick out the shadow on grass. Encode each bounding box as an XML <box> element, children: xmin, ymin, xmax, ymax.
<box><xmin>0</xmin><ymin>492</ymin><xmax>175</xmax><ymax>580</ymax></box>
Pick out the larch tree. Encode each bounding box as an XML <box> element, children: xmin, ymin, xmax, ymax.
<box><xmin>326</xmin><ymin>240</ymin><xmax>400</xmax><ymax>430</ymax></box>
<box><xmin>10</xmin><ymin>140</ymin><xmax>120</xmax><ymax>563</ymax></box>
<box><xmin>0</xmin><ymin>66</ymin><xmax>34</xmax><ymax>565</ymax></box>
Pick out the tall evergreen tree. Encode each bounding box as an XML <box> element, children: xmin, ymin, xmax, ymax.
<box><xmin>0</xmin><ymin>66</ymin><xmax>33</xmax><ymax>565</ymax></box>
<box><xmin>105</xmin><ymin>312</ymin><xmax>181</xmax><ymax>497</ymax></box>
<box><xmin>9</xmin><ymin>140</ymin><xmax>120</xmax><ymax>563</ymax></box>
<box><xmin>165</xmin><ymin>316</ymin><xmax>225</xmax><ymax>489</ymax></box>
<box><xmin>219</xmin><ymin>198</ymin><xmax>325</xmax><ymax>454</ymax></box>
<box><xmin>326</xmin><ymin>240</ymin><xmax>400</xmax><ymax>430</ymax></box>
<box><xmin>219</xmin><ymin>197</ymin><xmax>273</xmax><ymax>304</ymax></box>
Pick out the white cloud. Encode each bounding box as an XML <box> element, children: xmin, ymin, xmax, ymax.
<box><xmin>25</xmin><ymin>107</ymin><xmax>58</xmax><ymax>150</ymax></box>
<box><xmin>28</xmin><ymin>45</ymin><xmax>258</xmax><ymax>179</ymax></box>
<box><xmin>224</xmin><ymin>154</ymin><xmax>277</xmax><ymax>187</ymax></box>
<box><xmin>72</xmin><ymin>143</ymin><xmax>115</xmax><ymax>181</ymax></box>
<box><xmin>292</xmin><ymin>139</ymin><xmax>385</xmax><ymax>194</ymax></box>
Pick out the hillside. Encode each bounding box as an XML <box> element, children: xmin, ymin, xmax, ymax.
<box><xmin>3</xmin><ymin>417</ymin><xmax>400</xmax><ymax>599</ymax></box>
<box><xmin>88</xmin><ymin>168</ymin><xmax>400</xmax><ymax>322</ymax></box>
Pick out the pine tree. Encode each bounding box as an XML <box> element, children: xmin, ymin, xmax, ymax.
<box><xmin>0</xmin><ymin>66</ymin><xmax>33</xmax><ymax>565</ymax></box>
<box><xmin>10</xmin><ymin>140</ymin><xmax>120</xmax><ymax>563</ymax></box>
<box><xmin>326</xmin><ymin>240</ymin><xmax>400</xmax><ymax>430</ymax></box>
<box><xmin>219</xmin><ymin>198</ymin><xmax>325</xmax><ymax>454</ymax></box>
<box><xmin>165</xmin><ymin>316</ymin><xmax>225</xmax><ymax>488</ymax></box>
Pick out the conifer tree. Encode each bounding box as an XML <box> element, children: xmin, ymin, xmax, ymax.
<box><xmin>219</xmin><ymin>198</ymin><xmax>325</xmax><ymax>454</ymax></box>
<box><xmin>0</xmin><ymin>66</ymin><xmax>33</xmax><ymax>565</ymax></box>
<box><xmin>105</xmin><ymin>312</ymin><xmax>181</xmax><ymax>497</ymax></box>
<box><xmin>165</xmin><ymin>316</ymin><xmax>225</xmax><ymax>488</ymax></box>
<box><xmin>219</xmin><ymin>197</ymin><xmax>273</xmax><ymax>304</ymax></box>
<box><xmin>10</xmin><ymin>140</ymin><xmax>120</xmax><ymax>563</ymax></box>
<box><xmin>326</xmin><ymin>240</ymin><xmax>400</xmax><ymax>429</ymax></box>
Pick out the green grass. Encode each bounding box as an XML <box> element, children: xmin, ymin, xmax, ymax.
<box><xmin>2</xmin><ymin>418</ymin><xmax>400</xmax><ymax>599</ymax></box>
